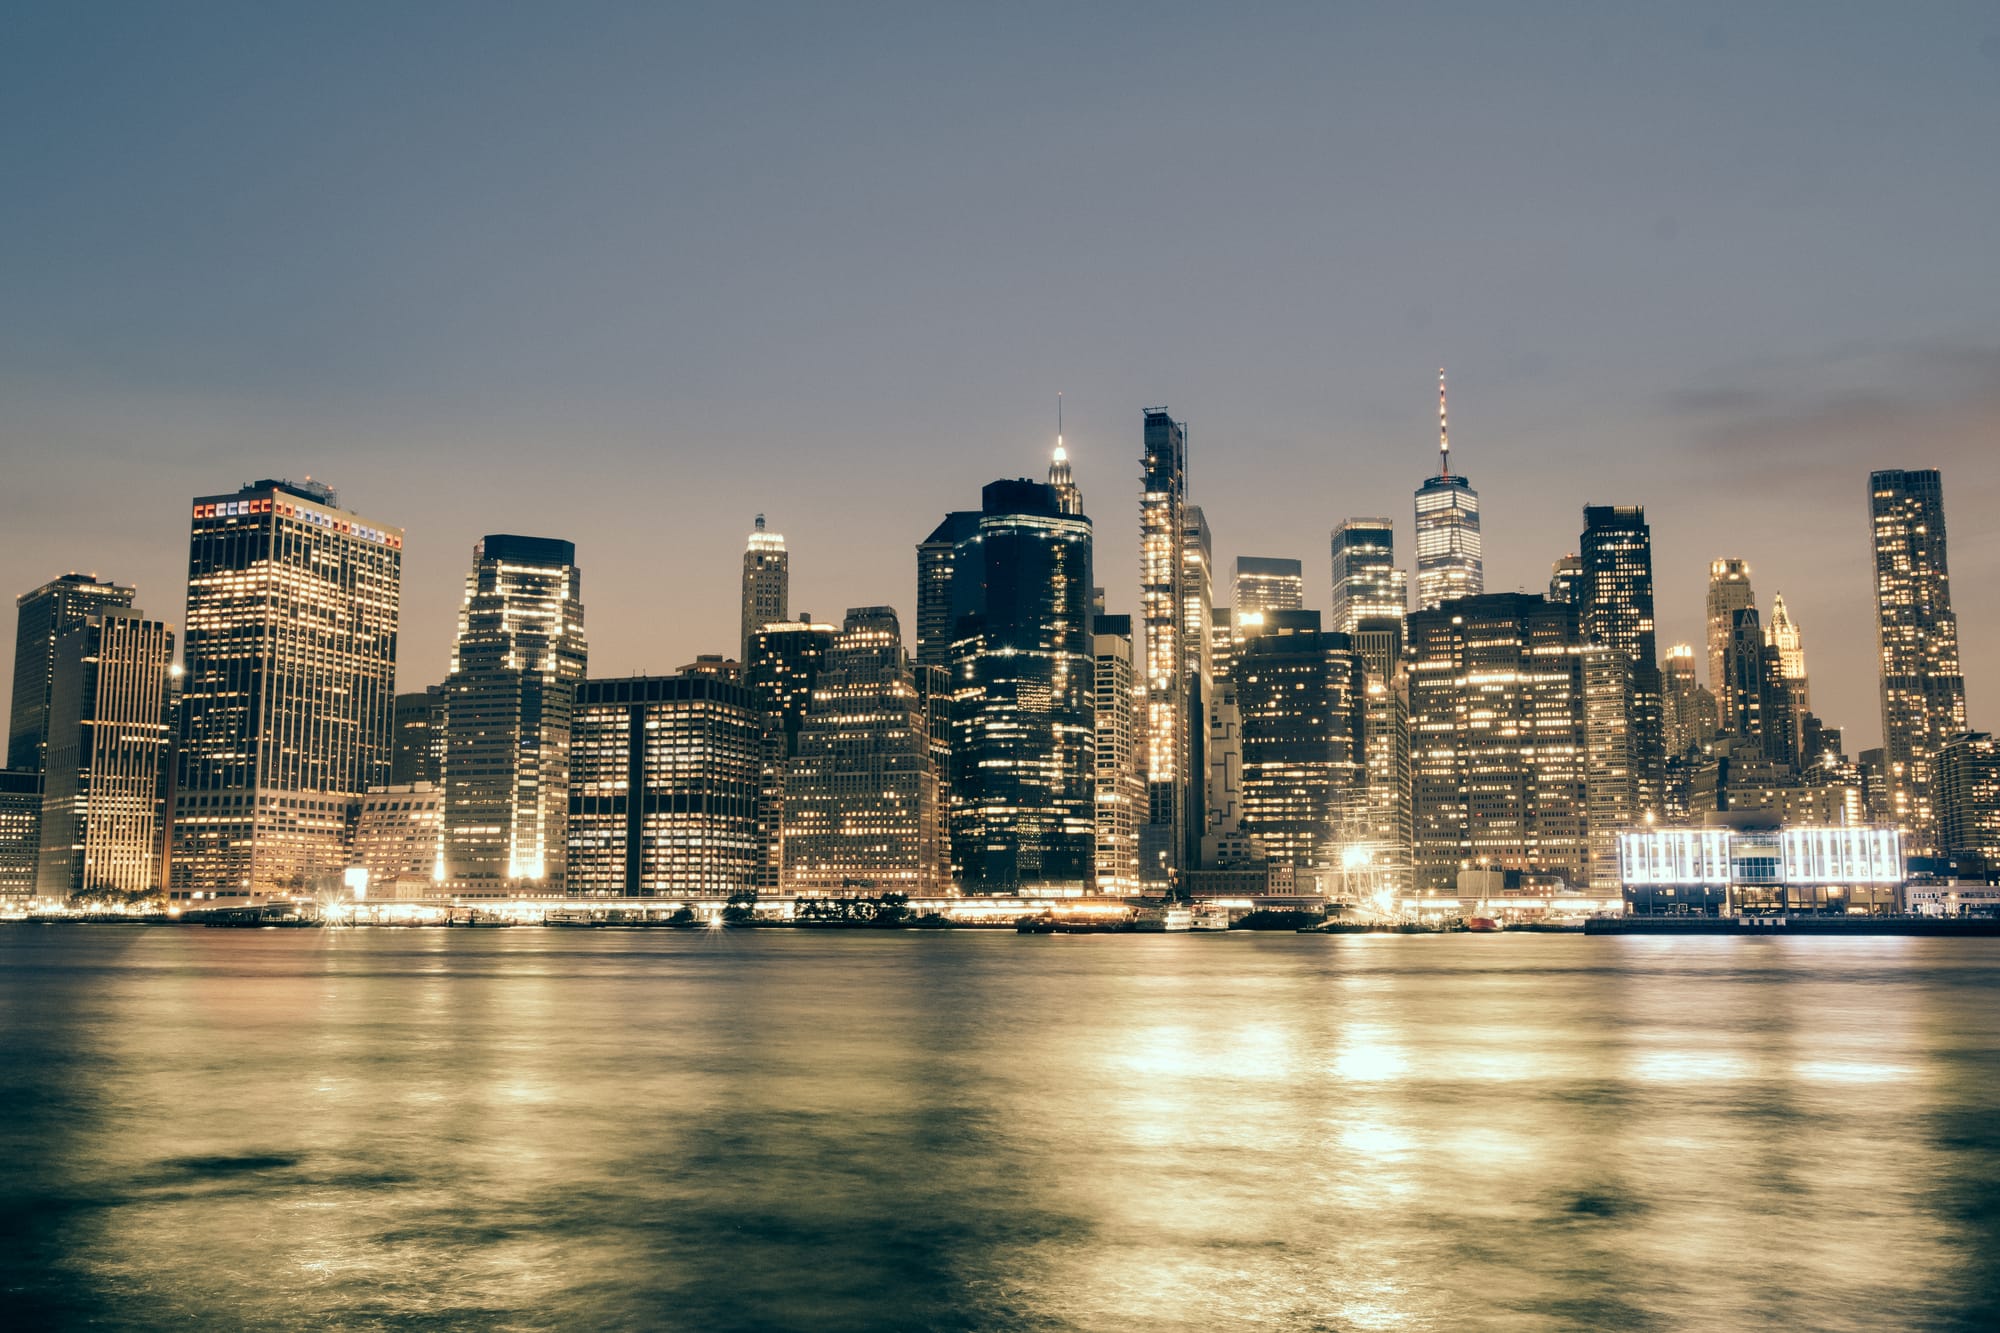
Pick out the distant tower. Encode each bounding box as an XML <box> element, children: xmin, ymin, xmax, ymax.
<box><xmin>1870</xmin><ymin>469</ymin><xmax>1968</xmax><ymax>852</ymax></box>
<box><xmin>741</xmin><ymin>515</ymin><xmax>789</xmax><ymax>663</ymax></box>
<box><xmin>1548</xmin><ymin>554</ymin><xmax>1583</xmax><ymax>605</ymax></box>
<box><xmin>1234</xmin><ymin>557</ymin><xmax>1306</xmax><ymax>623</ymax></box>
<box><xmin>1092</xmin><ymin>615</ymin><xmax>1144</xmax><ymax>894</ymax></box>
<box><xmin>1414</xmin><ymin>370</ymin><xmax>1484</xmax><ymax>610</ymax></box>
<box><xmin>1706</xmin><ymin>559</ymin><xmax>1756</xmax><ymax>720</ymax></box>
<box><xmin>1330</xmin><ymin>519</ymin><xmax>1406</xmax><ymax>634</ymax></box>
<box><xmin>1767</xmin><ymin>591</ymin><xmax>1811</xmax><ymax>755</ymax></box>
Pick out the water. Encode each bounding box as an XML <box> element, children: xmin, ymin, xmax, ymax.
<box><xmin>1</xmin><ymin>927</ymin><xmax>1996</xmax><ymax>1331</ymax></box>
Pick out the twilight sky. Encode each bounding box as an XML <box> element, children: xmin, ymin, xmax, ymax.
<box><xmin>3</xmin><ymin>2</ymin><xmax>1997</xmax><ymax>749</ymax></box>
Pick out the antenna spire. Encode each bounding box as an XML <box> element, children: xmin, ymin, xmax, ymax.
<box><xmin>1438</xmin><ymin>368</ymin><xmax>1450</xmax><ymax>477</ymax></box>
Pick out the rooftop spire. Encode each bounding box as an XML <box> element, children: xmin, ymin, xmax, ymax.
<box><xmin>1048</xmin><ymin>392</ymin><xmax>1082</xmax><ymax>515</ymax></box>
<box><xmin>1438</xmin><ymin>367</ymin><xmax>1450</xmax><ymax>477</ymax></box>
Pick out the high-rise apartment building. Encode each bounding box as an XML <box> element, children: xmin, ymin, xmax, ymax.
<box><xmin>781</xmin><ymin>607</ymin><xmax>942</xmax><ymax>893</ymax></box>
<box><xmin>1140</xmin><ymin>408</ymin><xmax>1190</xmax><ymax>884</ymax></box>
<box><xmin>948</xmin><ymin>478</ymin><xmax>1096</xmax><ymax>891</ymax></box>
<box><xmin>743</xmin><ymin>617</ymin><xmax>836</xmax><ymax>891</ymax></box>
<box><xmin>1330</xmin><ymin>520</ymin><xmax>1407</xmax><ymax>634</ymax></box>
<box><xmin>10</xmin><ymin>573</ymin><xmax>136</xmax><ymax>774</ymax></box>
<box><xmin>1408</xmin><ymin>594</ymin><xmax>1587</xmax><ymax>891</ymax></box>
<box><xmin>1234</xmin><ymin>556</ymin><xmax>1305</xmax><ymax>622</ymax></box>
<box><xmin>443</xmin><ymin>535</ymin><xmax>586</xmax><ymax>887</ymax></box>
<box><xmin>1233</xmin><ymin>611</ymin><xmax>1366</xmax><ymax>872</ymax></box>
<box><xmin>1706</xmin><ymin>559</ymin><xmax>1756</xmax><ymax>720</ymax></box>
<box><xmin>740</xmin><ymin>515</ymin><xmax>789</xmax><ymax>664</ymax></box>
<box><xmin>1414</xmin><ymin>371</ymin><xmax>1483</xmax><ymax>611</ymax></box>
<box><xmin>172</xmin><ymin>479</ymin><xmax>401</xmax><ymax>898</ymax></box>
<box><xmin>1578</xmin><ymin>504</ymin><xmax>1665</xmax><ymax>817</ymax></box>
<box><xmin>1581</xmin><ymin>644</ymin><xmax>1636</xmax><ymax>889</ymax></box>
<box><xmin>391</xmin><ymin>686</ymin><xmax>446</xmax><ymax>786</ymax></box>
<box><xmin>567</xmin><ymin>674</ymin><xmax>763</xmax><ymax>896</ymax></box>
<box><xmin>1357</xmin><ymin>615</ymin><xmax>1415</xmax><ymax>895</ymax></box>
<box><xmin>34</xmin><ymin>608</ymin><xmax>174</xmax><ymax>900</ymax></box>
<box><xmin>1870</xmin><ymin>469</ymin><xmax>1967</xmax><ymax>853</ymax></box>
<box><xmin>1092</xmin><ymin>614</ymin><xmax>1144</xmax><ymax>894</ymax></box>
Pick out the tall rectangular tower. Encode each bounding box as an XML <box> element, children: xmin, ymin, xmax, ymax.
<box><xmin>173</xmin><ymin>479</ymin><xmax>401</xmax><ymax>898</ymax></box>
<box><xmin>1869</xmin><ymin>469</ymin><xmax>1968</xmax><ymax>852</ymax></box>
<box><xmin>1233</xmin><ymin>556</ymin><xmax>1305</xmax><ymax>623</ymax></box>
<box><xmin>1413</xmin><ymin>372</ymin><xmax>1483</xmax><ymax>611</ymax></box>
<box><xmin>1092</xmin><ymin>614</ymin><xmax>1143</xmax><ymax>894</ymax></box>
<box><xmin>10</xmin><ymin>573</ymin><xmax>135</xmax><ymax>774</ymax></box>
<box><xmin>36</xmin><ymin>607</ymin><xmax>175</xmax><ymax>899</ymax></box>
<box><xmin>740</xmin><ymin>515</ymin><xmax>789</xmax><ymax>664</ymax></box>
<box><xmin>1706</xmin><ymin>559</ymin><xmax>1756</xmax><ymax>721</ymax></box>
<box><xmin>443</xmin><ymin>535</ymin><xmax>586</xmax><ymax>887</ymax></box>
<box><xmin>1578</xmin><ymin>504</ymin><xmax>1665</xmax><ymax>817</ymax></box>
<box><xmin>1330</xmin><ymin>519</ymin><xmax>1406</xmax><ymax>633</ymax></box>
<box><xmin>1140</xmin><ymin>408</ymin><xmax>1188</xmax><ymax>884</ymax></box>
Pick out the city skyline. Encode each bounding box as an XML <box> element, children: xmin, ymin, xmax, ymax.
<box><xmin>2</xmin><ymin>8</ymin><xmax>1996</xmax><ymax>757</ymax></box>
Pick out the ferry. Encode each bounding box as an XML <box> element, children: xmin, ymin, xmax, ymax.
<box><xmin>1465</xmin><ymin>916</ymin><xmax>1504</xmax><ymax>932</ymax></box>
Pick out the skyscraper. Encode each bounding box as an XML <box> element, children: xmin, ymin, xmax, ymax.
<box><xmin>1234</xmin><ymin>556</ymin><xmax>1305</xmax><ymax>622</ymax></box>
<box><xmin>949</xmin><ymin>478</ymin><xmax>1095</xmax><ymax>891</ymax></box>
<box><xmin>1581</xmin><ymin>643</ymin><xmax>1636</xmax><ymax>889</ymax></box>
<box><xmin>743</xmin><ymin>617</ymin><xmax>836</xmax><ymax>891</ymax></box>
<box><xmin>1140</xmin><ymin>408</ymin><xmax>1189</xmax><ymax>884</ymax></box>
<box><xmin>1408</xmin><ymin>594</ymin><xmax>1587</xmax><ymax>891</ymax></box>
<box><xmin>567</xmin><ymin>674</ymin><xmax>762</xmax><ymax>896</ymax></box>
<box><xmin>10</xmin><ymin>573</ymin><xmax>135</xmax><ymax>774</ymax></box>
<box><xmin>1330</xmin><ymin>519</ymin><xmax>1406</xmax><ymax>633</ymax></box>
<box><xmin>1092</xmin><ymin>614</ymin><xmax>1144</xmax><ymax>894</ymax></box>
<box><xmin>1578</xmin><ymin>504</ymin><xmax>1665</xmax><ymax>817</ymax></box>
<box><xmin>740</xmin><ymin>514</ymin><xmax>789</xmax><ymax>663</ymax></box>
<box><xmin>35</xmin><ymin>607</ymin><xmax>175</xmax><ymax>899</ymax></box>
<box><xmin>1766</xmin><ymin>591</ymin><xmax>1811</xmax><ymax>756</ymax></box>
<box><xmin>1234</xmin><ymin>611</ymin><xmax>1366</xmax><ymax>873</ymax></box>
<box><xmin>173</xmin><ymin>479</ymin><xmax>401</xmax><ymax>899</ymax></box>
<box><xmin>1706</xmin><ymin>558</ymin><xmax>1756</xmax><ymax>719</ymax></box>
<box><xmin>391</xmin><ymin>686</ymin><xmax>446</xmax><ymax>786</ymax></box>
<box><xmin>1413</xmin><ymin>371</ymin><xmax>1483</xmax><ymax>611</ymax></box>
<box><xmin>442</xmin><ymin>536</ymin><xmax>586</xmax><ymax>888</ymax></box>
<box><xmin>1870</xmin><ymin>469</ymin><xmax>1968</xmax><ymax>852</ymax></box>
<box><xmin>1048</xmin><ymin>406</ymin><xmax>1082</xmax><ymax>516</ymax></box>
<box><xmin>1547</xmin><ymin>554</ymin><xmax>1583</xmax><ymax>606</ymax></box>
<box><xmin>1662</xmin><ymin>643</ymin><xmax>1712</xmax><ymax>757</ymax></box>
<box><xmin>915</xmin><ymin>511</ymin><xmax>979</xmax><ymax>668</ymax></box>
<box><xmin>1183</xmin><ymin>504</ymin><xmax>1215</xmax><ymax>862</ymax></box>
<box><xmin>781</xmin><ymin>607</ymin><xmax>942</xmax><ymax>893</ymax></box>
<box><xmin>1938</xmin><ymin>732</ymin><xmax>2000</xmax><ymax>869</ymax></box>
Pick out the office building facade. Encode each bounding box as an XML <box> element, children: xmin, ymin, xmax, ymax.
<box><xmin>1233</xmin><ymin>612</ymin><xmax>1366</xmax><ymax>872</ymax></box>
<box><xmin>443</xmin><ymin>535</ymin><xmax>587</xmax><ymax>887</ymax></box>
<box><xmin>1330</xmin><ymin>519</ymin><xmax>1407</xmax><ymax>634</ymax></box>
<box><xmin>172</xmin><ymin>479</ymin><xmax>401</xmax><ymax>898</ymax></box>
<box><xmin>36</xmin><ymin>608</ymin><xmax>175</xmax><ymax>900</ymax></box>
<box><xmin>780</xmin><ymin>608</ymin><xmax>942</xmax><ymax>893</ymax></box>
<box><xmin>568</xmin><ymin>675</ymin><xmax>763</xmax><ymax>896</ymax></box>
<box><xmin>10</xmin><ymin>573</ymin><xmax>136</xmax><ymax>775</ymax></box>
<box><xmin>1092</xmin><ymin>615</ymin><xmax>1144</xmax><ymax>894</ymax></box>
<box><xmin>740</xmin><ymin>514</ymin><xmax>789</xmax><ymax>663</ymax></box>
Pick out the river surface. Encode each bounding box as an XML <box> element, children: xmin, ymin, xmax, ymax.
<box><xmin>1</xmin><ymin>926</ymin><xmax>1996</xmax><ymax>1331</ymax></box>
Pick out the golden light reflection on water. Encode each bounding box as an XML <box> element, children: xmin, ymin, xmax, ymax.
<box><xmin>0</xmin><ymin>929</ymin><xmax>1997</xmax><ymax>1331</ymax></box>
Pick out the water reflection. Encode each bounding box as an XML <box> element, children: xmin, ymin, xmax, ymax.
<box><xmin>0</xmin><ymin>928</ymin><xmax>1996</xmax><ymax>1330</ymax></box>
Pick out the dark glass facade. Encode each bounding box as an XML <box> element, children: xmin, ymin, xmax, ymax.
<box><xmin>948</xmin><ymin>479</ymin><xmax>1095</xmax><ymax>891</ymax></box>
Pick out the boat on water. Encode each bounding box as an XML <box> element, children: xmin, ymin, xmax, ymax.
<box><xmin>1465</xmin><ymin>917</ymin><xmax>1504</xmax><ymax>932</ymax></box>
